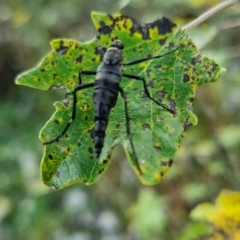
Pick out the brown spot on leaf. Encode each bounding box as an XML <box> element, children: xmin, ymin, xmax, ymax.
<box><xmin>142</xmin><ymin>123</ymin><xmax>151</xmax><ymax>130</ymax></box>
<box><xmin>147</xmin><ymin>80</ymin><xmax>153</xmax><ymax>88</ymax></box>
<box><xmin>98</xmin><ymin>20</ymin><xmax>112</xmax><ymax>34</ymax></box>
<box><xmin>56</xmin><ymin>41</ymin><xmax>69</xmax><ymax>56</ymax></box>
<box><xmin>103</xmin><ymin>159</ymin><xmax>108</xmax><ymax>164</ymax></box>
<box><xmin>154</xmin><ymin>145</ymin><xmax>161</xmax><ymax>150</ymax></box>
<box><xmin>191</xmin><ymin>54</ymin><xmax>201</xmax><ymax>65</ymax></box>
<box><xmin>76</xmin><ymin>56</ymin><xmax>83</xmax><ymax>63</ymax></box>
<box><xmin>88</xmin><ymin>147</ymin><xmax>94</xmax><ymax>154</ymax></box>
<box><xmin>183</xmin><ymin>74</ymin><xmax>190</xmax><ymax>83</ymax></box>
<box><xmin>160</xmin><ymin>159</ymin><xmax>173</xmax><ymax>167</ymax></box>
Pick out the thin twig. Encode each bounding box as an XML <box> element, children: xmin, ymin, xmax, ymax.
<box><xmin>182</xmin><ymin>0</ymin><xmax>239</xmax><ymax>31</ymax></box>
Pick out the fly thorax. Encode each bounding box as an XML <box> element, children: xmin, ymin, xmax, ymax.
<box><xmin>103</xmin><ymin>47</ymin><xmax>123</xmax><ymax>65</ymax></box>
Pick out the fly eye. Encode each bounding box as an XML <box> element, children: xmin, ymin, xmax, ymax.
<box><xmin>111</xmin><ymin>40</ymin><xmax>124</xmax><ymax>50</ymax></box>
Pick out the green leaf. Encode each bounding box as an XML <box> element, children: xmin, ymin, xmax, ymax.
<box><xmin>16</xmin><ymin>12</ymin><xmax>225</xmax><ymax>189</ymax></box>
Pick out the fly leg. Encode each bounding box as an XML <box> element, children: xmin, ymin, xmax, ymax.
<box><xmin>122</xmin><ymin>45</ymin><xmax>182</xmax><ymax>114</ymax></box>
<box><xmin>79</xmin><ymin>70</ymin><xmax>97</xmax><ymax>84</ymax></box>
<box><xmin>119</xmin><ymin>87</ymin><xmax>142</xmax><ymax>174</ymax></box>
<box><xmin>123</xmin><ymin>44</ymin><xmax>182</xmax><ymax>66</ymax></box>
<box><xmin>44</xmin><ymin>82</ymin><xmax>94</xmax><ymax>144</ymax></box>
<box><xmin>122</xmin><ymin>73</ymin><xmax>175</xmax><ymax>114</ymax></box>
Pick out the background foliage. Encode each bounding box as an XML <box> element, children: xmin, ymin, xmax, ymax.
<box><xmin>1</xmin><ymin>0</ymin><xmax>240</xmax><ymax>239</ymax></box>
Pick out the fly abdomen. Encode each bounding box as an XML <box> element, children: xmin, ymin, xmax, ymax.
<box><xmin>94</xmin><ymin>119</ymin><xmax>108</xmax><ymax>158</ymax></box>
<box><xmin>93</xmin><ymin>102</ymin><xmax>111</xmax><ymax>158</ymax></box>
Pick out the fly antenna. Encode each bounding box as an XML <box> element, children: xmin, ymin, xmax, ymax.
<box><xmin>96</xmin><ymin>37</ymin><xmax>105</xmax><ymax>56</ymax></box>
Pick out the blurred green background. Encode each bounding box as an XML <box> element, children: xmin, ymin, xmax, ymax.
<box><xmin>1</xmin><ymin>0</ymin><xmax>240</xmax><ymax>239</ymax></box>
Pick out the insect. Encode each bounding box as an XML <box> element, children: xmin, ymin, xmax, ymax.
<box><xmin>44</xmin><ymin>39</ymin><xmax>181</xmax><ymax>173</ymax></box>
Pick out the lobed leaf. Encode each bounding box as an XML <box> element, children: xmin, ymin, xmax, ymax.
<box><xmin>16</xmin><ymin>12</ymin><xmax>225</xmax><ymax>189</ymax></box>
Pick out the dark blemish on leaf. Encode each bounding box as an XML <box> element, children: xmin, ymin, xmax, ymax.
<box><xmin>183</xmin><ymin>74</ymin><xmax>190</xmax><ymax>82</ymax></box>
<box><xmin>168</xmin><ymin>159</ymin><xmax>173</xmax><ymax>167</ymax></box>
<box><xmin>212</xmin><ymin>63</ymin><xmax>218</xmax><ymax>73</ymax></box>
<box><xmin>53</xmin><ymin>73</ymin><xmax>59</xmax><ymax>79</ymax></box>
<box><xmin>67</xmin><ymin>147</ymin><xmax>70</xmax><ymax>152</ymax></box>
<box><xmin>88</xmin><ymin>128</ymin><xmax>94</xmax><ymax>139</ymax></box>
<box><xmin>168</xmin><ymin>42</ymin><xmax>175</xmax><ymax>49</ymax></box>
<box><xmin>188</xmin><ymin>98</ymin><xmax>194</xmax><ymax>111</ymax></box>
<box><xmin>54</xmin><ymin>119</ymin><xmax>60</xmax><ymax>124</ymax></box>
<box><xmin>156</xmin><ymin>90</ymin><xmax>166</xmax><ymax>99</ymax></box>
<box><xmin>132</xmin><ymin>47</ymin><xmax>137</xmax><ymax>52</ymax></box>
<box><xmin>103</xmin><ymin>159</ymin><xmax>108</xmax><ymax>164</ymax></box>
<box><xmin>151</xmin><ymin>17</ymin><xmax>176</xmax><ymax>35</ymax></box>
<box><xmin>159</xmin><ymin>38</ymin><xmax>166</xmax><ymax>46</ymax></box>
<box><xmin>147</xmin><ymin>80</ymin><xmax>153</xmax><ymax>88</ymax></box>
<box><xmin>77</xmin><ymin>142</ymin><xmax>82</xmax><ymax>147</ymax></box>
<box><xmin>88</xmin><ymin>147</ymin><xmax>94</xmax><ymax>154</ymax></box>
<box><xmin>56</xmin><ymin>41</ymin><xmax>69</xmax><ymax>56</ymax></box>
<box><xmin>142</xmin><ymin>123</ymin><xmax>151</xmax><ymax>130</ymax></box>
<box><xmin>74</xmin><ymin>45</ymin><xmax>80</xmax><ymax>50</ymax></box>
<box><xmin>115</xmin><ymin>123</ymin><xmax>120</xmax><ymax>129</ymax></box>
<box><xmin>76</xmin><ymin>55</ymin><xmax>83</xmax><ymax>63</ymax></box>
<box><xmin>56</xmin><ymin>171</ymin><xmax>60</xmax><ymax>178</ymax></box>
<box><xmin>49</xmin><ymin>154</ymin><xmax>53</xmax><ymax>160</ymax></box>
<box><xmin>123</xmin><ymin>19</ymin><xmax>128</xmax><ymax>29</ymax></box>
<box><xmin>191</xmin><ymin>54</ymin><xmax>201</xmax><ymax>65</ymax></box>
<box><xmin>183</xmin><ymin>118</ymin><xmax>193</xmax><ymax>131</ymax></box>
<box><xmin>40</xmin><ymin>69</ymin><xmax>46</xmax><ymax>72</ymax></box>
<box><xmin>140</xmin><ymin>90</ymin><xmax>148</xmax><ymax>99</ymax></box>
<box><xmin>83</xmin><ymin>103</ymin><xmax>90</xmax><ymax>110</ymax></box>
<box><xmin>154</xmin><ymin>64</ymin><xmax>162</xmax><ymax>70</ymax></box>
<box><xmin>160</xmin><ymin>160</ymin><xmax>172</xmax><ymax>167</ymax></box>
<box><xmin>51</xmin><ymin>61</ymin><xmax>56</xmax><ymax>66</ymax></box>
<box><xmin>160</xmin><ymin>171</ymin><xmax>164</xmax><ymax>177</ymax></box>
<box><xmin>160</xmin><ymin>161</ymin><xmax>168</xmax><ymax>167</ymax></box>
<box><xmin>156</xmin><ymin>117</ymin><xmax>164</xmax><ymax>122</ymax></box>
<box><xmin>98</xmin><ymin>20</ymin><xmax>112</xmax><ymax>34</ymax></box>
<box><xmin>167</xmin><ymin>97</ymin><xmax>176</xmax><ymax>111</ymax></box>
<box><xmin>98</xmin><ymin>169</ymin><xmax>104</xmax><ymax>174</ymax></box>
<box><xmin>84</xmin><ymin>115</ymin><xmax>88</xmax><ymax>121</ymax></box>
<box><xmin>37</xmin><ymin>78</ymin><xmax>41</xmax><ymax>82</ymax></box>
<box><xmin>128</xmin><ymin>16</ymin><xmax>176</xmax><ymax>40</ymax></box>
<box><xmin>154</xmin><ymin>145</ymin><xmax>161</xmax><ymax>150</ymax></box>
<box><xmin>65</xmin><ymin>134</ymin><xmax>68</xmax><ymax>139</ymax></box>
<box><xmin>146</xmin><ymin>69</ymin><xmax>151</xmax><ymax>78</ymax></box>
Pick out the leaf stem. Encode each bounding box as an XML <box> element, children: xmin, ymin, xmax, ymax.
<box><xmin>182</xmin><ymin>0</ymin><xmax>239</xmax><ymax>31</ymax></box>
